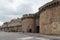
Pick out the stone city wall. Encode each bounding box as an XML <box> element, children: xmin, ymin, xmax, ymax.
<box><xmin>39</xmin><ymin>1</ymin><xmax>60</xmax><ymax>34</ymax></box>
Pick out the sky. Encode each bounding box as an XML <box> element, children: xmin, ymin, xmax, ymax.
<box><xmin>0</xmin><ymin>0</ymin><xmax>52</xmax><ymax>26</ymax></box>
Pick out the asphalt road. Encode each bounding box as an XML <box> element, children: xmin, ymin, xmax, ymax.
<box><xmin>0</xmin><ymin>31</ymin><xmax>60</xmax><ymax>40</ymax></box>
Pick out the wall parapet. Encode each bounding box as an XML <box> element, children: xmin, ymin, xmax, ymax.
<box><xmin>39</xmin><ymin>1</ymin><xmax>60</xmax><ymax>13</ymax></box>
<box><xmin>22</xmin><ymin>14</ymin><xmax>35</xmax><ymax>20</ymax></box>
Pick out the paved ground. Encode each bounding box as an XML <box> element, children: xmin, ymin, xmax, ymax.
<box><xmin>0</xmin><ymin>31</ymin><xmax>60</xmax><ymax>40</ymax></box>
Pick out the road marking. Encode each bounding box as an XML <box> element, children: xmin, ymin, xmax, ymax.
<box><xmin>36</xmin><ymin>37</ymin><xmax>50</xmax><ymax>40</ymax></box>
<box><xmin>17</xmin><ymin>37</ymin><xmax>33</xmax><ymax>40</ymax></box>
<box><xmin>17</xmin><ymin>37</ymin><xmax>50</xmax><ymax>40</ymax></box>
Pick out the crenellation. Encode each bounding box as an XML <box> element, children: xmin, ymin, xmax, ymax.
<box><xmin>23</xmin><ymin>14</ymin><xmax>35</xmax><ymax>17</ymax></box>
<box><xmin>22</xmin><ymin>14</ymin><xmax>35</xmax><ymax>20</ymax></box>
<box><xmin>39</xmin><ymin>1</ymin><xmax>60</xmax><ymax>13</ymax></box>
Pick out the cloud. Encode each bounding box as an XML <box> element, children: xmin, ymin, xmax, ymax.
<box><xmin>0</xmin><ymin>0</ymin><xmax>52</xmax><ymax>25</ymax></box>
<box><xmin>0</xmin><ymin>22</ymin><xmax>4</xmax><ymax>26</ymax></box>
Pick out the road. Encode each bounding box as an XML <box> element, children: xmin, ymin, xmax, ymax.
<box><xmin>0</xmin><ymin>31</ymin><xmax>60</xmax><ymax>40</ymax></box>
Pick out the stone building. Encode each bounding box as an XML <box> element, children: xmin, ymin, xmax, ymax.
<box><xmin>22</xmin><ymin>13</ymin><xmax>39</xmax><ymax>33</ymax></box>
<box><xmin>1</xmin><ymin>0</ymin><xmax>60</xmax><ymax>35</ymax></box>
<box><xmin>22</xmin><ymin>0</ymin><xmax>60</xmax><ymax>35</ymax></box>
<box><xmin>1</xmin><ymin>18</ymin><xmax>22</xmax><ymax>32</ymax></box>
<box><xmin>2</xmin><ymin>22</ymin><xmax>9</xmax><ymax>32</ymax></box>
<box><xmin>39</xmin><ymin>0</ymin><xmax>60</xmax><ymax>35</ymax></box>
<box><xmin>8</xmin><ymin>18</ymin><xmax>22</xmax><ymax>32</ymax></box>
<box><xmin>22</xmin><ymin>14</ymin><xmax>35</xmax><ymax>33</ymax></box>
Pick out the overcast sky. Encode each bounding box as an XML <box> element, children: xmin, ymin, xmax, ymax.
<box><xmin>0</xmin><ymin>0</ymin><xmax>52</xmax><ymax>26</ymax></box>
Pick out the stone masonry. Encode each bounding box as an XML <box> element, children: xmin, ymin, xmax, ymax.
<box><xmin>1</xmin><ymin>0</ymin><xmax>60</xmax><ymax>35</ymax></box>
<box><xmin>39</xmin><ymin>0</ymin><xmax>60</xmax><ymax>35</ymax></box>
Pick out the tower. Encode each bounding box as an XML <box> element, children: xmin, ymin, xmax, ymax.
<box><xmin>39</xmin><ymin>0</ymin><xmax>60</xmax><ymax>35</ymax></box>
<box><xmin>22</xmin><ymin>14</ymin><xmax>35</xmax><ymax>33</ymax></box>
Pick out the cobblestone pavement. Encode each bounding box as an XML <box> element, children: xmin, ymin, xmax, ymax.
<box><xmin>0</xmin><ymin>31</ymin><xmax>60</xmax><ymax>40</ymax></box>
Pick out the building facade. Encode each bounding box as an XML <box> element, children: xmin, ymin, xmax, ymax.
<box><xmin>1</xmin><ymin>0</ymin><xmax>60</xmax><ymax>35</ymax></box>
<box><xmin>8</xmin><ymin>18</ymin><xmax>22</xmax><ymax>32</ymax></box>
<box><xmin>22</xmin><ymin>0</ymin><xmax>60</xmax><ymax>35</ymax></box>
<box><xmin>2</xmin><ymin>22</ymin><xmax>9</xmax><ymax>32</ymax></box>
<box><xmin>1</xmin><ymin>18</ymin><xmax>22</xmax><ymax>32</ymax></box>
<box><xmin>39</xmin><ymin>0</ymin><xmax>60</xmax><ymax>35</ymax></box>
<box><xmin>22</xmin><ymin>14</ymin><xmax>35</xmax><ymax>33</ymax></box>
<box><xmin>22</xmin><ymin>13</ymin><xmax>40</xmax><ymax>33</ymax></box>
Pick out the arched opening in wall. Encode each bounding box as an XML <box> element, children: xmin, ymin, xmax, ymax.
<box><xmin>36</xmin><ymin>26</ymin><xmax>39</xmax><ymax>33</ymax></box>
<box><xmin>28</xmin><ymin>29</ymin><xmax>32</xmax><ymax>33</ymax></box>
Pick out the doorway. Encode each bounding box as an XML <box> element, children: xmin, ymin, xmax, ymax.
<box><xmin>28</xmin><ymin>29</ymin><xmax>32</xmax><ymax>33</ymax></box>
<box><xmin>36</xmin><ymin>26</ymin><xmax>39</xmax><ymax>33</ymax></box>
